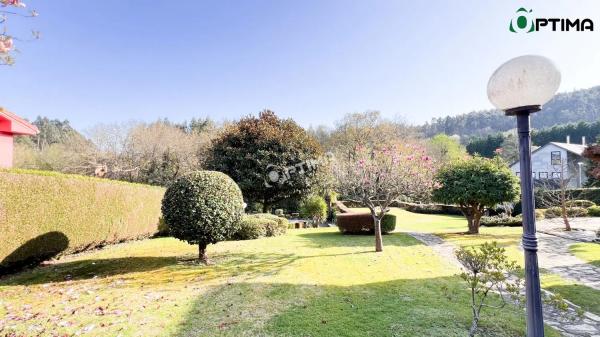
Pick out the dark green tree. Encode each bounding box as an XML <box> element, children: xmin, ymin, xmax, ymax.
<box><xmin>432</xmin><ymin>157</ymin><xmax>520</xmax><ymax>234</ymax></box>
<box><xmin>466</xmin><ymin>134</ymin><xmax>505</xmax><ymax>158</ymax></box>
<box><xmin>206</xmin><ymin>110</ymin><xmax>323</xmax><ymax>212</ymax></box>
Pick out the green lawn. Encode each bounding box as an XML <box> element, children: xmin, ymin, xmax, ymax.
<box><xmin>360</xmin><ymin>208</ymin><xmax>600</xmax><ymax>316</ymax></box>
<box><xmin>0</xmin><ymin>227</ymin><xmax>557</xmax><ymax>337</ymax></box>
<box><xmin>570</xmin><ymin>242</ymin><xmax>600</xmax><ymax>267</ymax></box>
<box><xmin>352</xmin><ymin>207</ymin><xmax>467</xmax><ymax>233</ymax></box>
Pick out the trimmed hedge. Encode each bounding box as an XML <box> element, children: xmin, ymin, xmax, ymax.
<box><xmin>336</xmin><ymin>213</ymin><xmax>396</xmax><ymax>235</ymax></box>
<box><xmin>233</xmin><ymin>216</ymin><xmax>269</xmax><ymax>240</ymax></box>
<box><xmin>395</xmin><ymin>201</ymin><xmax>464</xmax><ymax>216</ymax></box>
<box><xmin>233</xmin><ymin>213</ymin><xmax>288</xmax><ymax>240</ymax></box>
<box><xmin>480</xmin><ymin>216</ymin><xmax>522</xmax><ymax>227</ymax></box>
<box><xmin>0</xmin><ymin>169</ymin><xmax>164</xmax><ymax>271</ymax></box>
<box><xmin>544</xmin><ymin>207</ymin><xmax>588</xmax><ymax>219</ymax></box>
<box><xmin>248</xmin><ymin>213</ymin><xmax>288</xmax><ymax>236</ymax></box>
<box><xmin>565</xmin><ymin>200</ymin><xmax>596</xmax><ymax>208</ymax></box>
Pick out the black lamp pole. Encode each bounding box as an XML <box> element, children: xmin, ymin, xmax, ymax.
<box><xmin>506</xmin><ymin>104</ymin><xmax>545</xmax><ymax>337</ymax></box>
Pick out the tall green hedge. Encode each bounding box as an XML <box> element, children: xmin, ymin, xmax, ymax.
<box><xmin>0</xmin><ymin>169</ymin><xmax>164</xmax><ymax>271</ymax></box>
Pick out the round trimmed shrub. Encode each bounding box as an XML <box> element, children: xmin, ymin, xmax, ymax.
<box><xmin>587</xmin><ymin>206</ymin><xmax>600</xmax><ymax>217</ymax></box>
<box><xmin>233</xmin><ymin>216</ymin><xmax>269</xmax><ymax>240</ymax></box>
<box><xmin>565</xmin><ymin>200</ymin><xmax>596</xmax><ymax>208</ymax></box>
<box><xmin>248</xmin><ymin>213</ymin><xmax>288</xmax><ymax>236</ymax></box>
<box><xmin>161</xmin><ymin>171</ymin><xmax>244</xmax><ymax>263</ymax></box>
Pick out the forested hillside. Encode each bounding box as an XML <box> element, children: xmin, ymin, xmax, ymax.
<box><xmin>422</xmin><ymin>86</ymin><xmax>600</xmax><ymax>138</ymax></box>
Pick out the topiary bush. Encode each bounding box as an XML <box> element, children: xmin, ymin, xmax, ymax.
<box><xmin>248</xmin><ymin>213</ymin><xmax>288</xmax><ymax>236</ymax></box>
<box><xmin>544</xmin><ymin>207</ymin><xmax>588</xmax><ymax>219</ymax></box>
<box><xmin>233</xmin><ymin>216</ymin><xmax>269</xmax><ymax>240</ymax></box>
<box><xmin>587</xmin><ymin>206</ymin><xmax>600</xmax><ymax>217</ymax></box>
<box><xmin>336</xmin><ymin>213</ymin><xmax>396</xmax><ymax>235</ymax></box>
<box><xmin>300</xmin><ymin>195</ymin><xmax>328</xmax><ymax>225</ymax></box>
<box><xmin>565</xmin><ymin>200</ymin><xmax>596</xmax><ymax>208</ymax></box>
<box><xmin>161</xmin><ymin>171</ymin><xmax>244</xmax><ymax>263</ymax></box>
<box><xmin>0</xmin><ymin>169</ymin><xmax>164</xmax><ymax>272</ymax></box>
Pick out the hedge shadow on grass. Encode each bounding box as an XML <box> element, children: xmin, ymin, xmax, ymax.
<box><xmin>296</xmin><ymin>231</ymin><xmax>422</xmax><ymax>249</ymax></box>
<box><xmin>171</xmin><ymin>277</ymin><xmax>558</xmax><ymax>337</ymax></box>
<box><xmin>0</xmin><ymin>231</ymin><xmax>69</xmax><ymax>275</ymax></box>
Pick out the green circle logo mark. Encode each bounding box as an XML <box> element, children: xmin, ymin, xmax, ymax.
<box><xmin>510</xmin><ymin>8</ymin><xmax>534</xmax><ymax>33</ymax></box>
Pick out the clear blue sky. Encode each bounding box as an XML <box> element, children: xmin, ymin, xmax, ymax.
<box><xmin>2</xmin><ymin>0</ymin><xmax>600</xmax><ymax>131</ymax></box>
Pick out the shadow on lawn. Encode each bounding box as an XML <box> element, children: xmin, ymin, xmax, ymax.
<box><xmin>296</xmin><ymin>231</ymin><xmax>422</xmax><ymax>249</ymax></box>
<box><xmin>171</xmin><ymin>276</ymin><xmax>548</xmax><ymax>337</ymax></box>
<box><xmin>0</xmin><ymin>231</ymin><xmax>69</xmax><ymax>275</ymax></box>
<box><xmin>0</xmin><ymin>251</ymin><xmax>306</xmax><ymax>287</ymax></box>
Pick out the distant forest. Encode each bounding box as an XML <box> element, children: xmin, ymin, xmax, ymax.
<box><xmin>422</xmin><ymin>86</ymin><xmax>600</xmax><ymax>138</ymax></box>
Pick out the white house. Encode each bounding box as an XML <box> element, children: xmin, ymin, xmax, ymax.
<box><xmin>510</xmin><ymin>136</ymin><xmax>588</xmax><ymax>188</ymax></box>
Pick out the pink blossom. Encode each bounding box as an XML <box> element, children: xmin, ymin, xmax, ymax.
<box><xmin>0</xmin><ymin>36</ymin><xmax>13</xmax><ymax>54</ymax></box>
<box><xmin>1</xmin><ymin>0</ymin><xmax>25</xmax><ymax>7</ymax></box>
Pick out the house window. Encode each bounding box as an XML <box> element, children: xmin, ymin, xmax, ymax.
<box><xmin>532</xmin><ymin>172</ymin><xmax>536</xmax><ymax>179</ymax></box>
<box><xmin>539</xmin><ymin>172</ymin><xmax>548</xmax><ymax>179</ymax></box>
<box><xmin>551</xmin><ymin>172</ymin><xmax>562</xmax><ymax>179</ymax></box>
<box><xmin>551</xmin><ymin>151</ymin><xmax>561</xmax><ymax>165</ymax></box>
<box><xmin>515</xmin><ymin>172</ymin><xmax>520</xmax><ymax>177</ymax></box>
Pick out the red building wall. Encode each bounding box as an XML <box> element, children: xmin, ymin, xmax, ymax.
<box><xmin>0</xmin><ymin>132</ymin><xmax>14</xmax><ymax>168</ymax></box>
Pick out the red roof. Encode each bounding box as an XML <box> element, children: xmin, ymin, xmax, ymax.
<box><xmin>0</xmin><ymin>107</ymin><xmax>39</xmax><ymax>135</ymax></box>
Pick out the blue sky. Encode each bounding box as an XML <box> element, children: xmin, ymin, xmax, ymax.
<box><xmin>2</xmin><ymin>0</ymin><xmax>600</xmax><ymax>131</ymax></box>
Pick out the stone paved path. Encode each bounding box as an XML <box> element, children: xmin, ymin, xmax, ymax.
<box><xmin>406</xmin><ymin>231</ymin><xmax>600</xmax><ymax>336</ymax></box>
<box><xmin>536</xmin><ymin>232</ymin><xmax>600</xmax><ymax>291</ymax></box>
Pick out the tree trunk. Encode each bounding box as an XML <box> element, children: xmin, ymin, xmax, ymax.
<box><xmin>561</xmin><ymin>203</ymin><xmax>572</xmax><ymax>231</ymax></box>
<box><xmin>374</xmin><ymin>217</ymin><xmax>383</xmax><ymax>252</ymax></box>
<box><xmin>462</xmin><ymin>207</ymin><xmax>480</xmax><ymax>234</ymax></box>
<box><xmin>560</xmin><ymin>181</ymin><xmax>571</xmax><ymax>231</ymax></box>
<box><xmin>468</xmin><ymin>315</ymin><xmax>479</xmax><ymax>337</ymax></box>
<box><xmin>198</xmin><ymin>243</ymin><xmax>210</xmax><ymax>264</ymax></box>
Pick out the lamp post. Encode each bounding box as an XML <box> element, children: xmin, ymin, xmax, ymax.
<box><xmin>487</xmin><ymin>55</ymin><xmax>561</xmax><ymax>337</ymax></box>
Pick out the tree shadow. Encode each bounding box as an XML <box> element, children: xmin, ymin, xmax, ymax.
<box><xmin>171</xmin><ymin>276</ymin><xmax>551</xmax><ymax>337</ymax></box>
<box><xmin>296</xmin><ymin>231</ymin><xmax>422</xmax><ymax>249</ymax></box>
<box><xmin>1</xmin><ymin>231</ymin><xmax>69</xmax><ymax>275</ymax></box>
<box><xmin>0</xmin><ymin>251</ymin><xmax>304</xmax><ymax>287</ymax></box>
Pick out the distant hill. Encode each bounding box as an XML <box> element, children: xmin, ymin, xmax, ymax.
<box><xmin>422</xmin><ymin>86</ymin><xmax>600</xmax><ymax>139</ymax></box>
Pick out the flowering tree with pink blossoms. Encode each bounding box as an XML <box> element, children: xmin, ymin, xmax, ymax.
<box><xmin>0</xmin><ymin>0</ymin><xmax>38</xmax><ymax>65</ymax></box>
<box><xmin>334</xmin><ymin>143</ymin><xmax>437</xmax><ymax>252</ymax></box>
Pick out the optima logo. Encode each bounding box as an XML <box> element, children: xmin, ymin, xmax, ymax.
<box><xmin>509</xmin><ymin>8</ymin><xmax>594</xmax><ymax>33</ymax></box>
